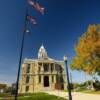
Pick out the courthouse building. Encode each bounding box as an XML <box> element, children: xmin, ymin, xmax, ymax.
<box><xmin>19</xmin><ymin>45</ymin><xmax>67</xmax><ymax>93</ymax></box>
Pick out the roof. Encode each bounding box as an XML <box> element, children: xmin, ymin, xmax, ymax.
<box><xmin>23</xmin><ymin>45</ymin><xmax>64</xmax><ymax>64</ymax></box>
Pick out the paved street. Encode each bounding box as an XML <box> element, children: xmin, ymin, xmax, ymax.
<box><xmin>44</xmin><ymin>91</ymin><xmax>100</xmax><ymax>100</ymax></box>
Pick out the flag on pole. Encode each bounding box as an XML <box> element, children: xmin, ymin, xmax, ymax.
<box><xmin>27</xmin><ymin>15</ymin><xmax>37</xmax><ymax>25</ymax></box>
<box><xmin>28</xmin><ymin>0</ymin><xmax>45</xmax><ymax>14</ymax></box>
<box><xmin>28</xmin><ymin>0</ymin><xmax>35</xmax><ymax>7</ymax></box>
<box><xmin>35</xmin><ymin>2</ymin><xmax>45</xmax><ymax>14</ymax></box>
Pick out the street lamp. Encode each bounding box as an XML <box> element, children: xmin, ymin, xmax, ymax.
<box><xmin>64</xmin><ymin>55</ymin><xmax>72</xmax><ymax>100</ymax></box>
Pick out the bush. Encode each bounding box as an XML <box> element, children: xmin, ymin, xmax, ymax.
<box><xmin>93</xmin><ymin>80</ymin><xmax>100</xmax><ymax>91</ymax></box>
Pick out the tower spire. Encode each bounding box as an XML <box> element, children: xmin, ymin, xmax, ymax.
<box><xmin>38</xmin><ymin>45</ymin><xmax>48</xmax><ymax>59</ymax></box>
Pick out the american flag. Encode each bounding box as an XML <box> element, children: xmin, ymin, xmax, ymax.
<box><xmin>28</xmin><ymin>0</ymin><xmax>45</xmax><ymax>14</ymax></box>
<box><xmin>27</xmin><ymin>15</ymin><xmax>37</xmax><ymax>25</ymax></box>
<box><xmin>28</xmin><ymin>0</ymin><xmax>35</xmax><ymax>7</ymax></box>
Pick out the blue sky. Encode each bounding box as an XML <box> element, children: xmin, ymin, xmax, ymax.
<box><xmin>0</xmin><ymin>0</ymin><xmax>100</xmax><ymax>85</ymax></box>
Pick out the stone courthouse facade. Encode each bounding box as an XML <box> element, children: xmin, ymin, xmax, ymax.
<box><xmin>19</xmin><ymin>45</ymin><xmax>67</xmax><ymax>93</ymax></box>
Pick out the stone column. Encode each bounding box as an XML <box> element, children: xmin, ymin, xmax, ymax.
<box><xmin>54</xmin><ymin>63</ymin><xmax>56</xmax><ymax>74</ymax></box>
<box><xmin>23</xmin><ymin>75</ymin><xmax>25</xmax><ymax>84</ymax></box>
<box><xmin>49</xmin><ymin>75</ymin><xmax>51</xmax><ymax>90</ymax></box>
<box><xmin>63</xmin><ymin>74</ymin><xmax>67</xmax><ymax>90</ymax></box>
<box><xmin>49</xmin><ymin>63</ymin><xmax>51</xmax><ymax>72</ymax></box>
<box><xmin>54</xmin><ymin>75</ymin><xmax>56</xmax><ymax>83</ymax></box>
<box><xmin>41</xmin><ymin>75</ymin><xmax>43</xmax><ymax>84</ymax></box>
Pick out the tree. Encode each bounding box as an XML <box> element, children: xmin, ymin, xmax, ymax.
<box><xmin>93</xmin><ymin>80</ymin><xmax>100</xmax><ymax>91</ymax></box>
<box><xmin>71</xmin><ymin>24</ymin><xmax>100</xmax><ymax>75</ymax></box>
<box><xmin>0</xmin><ymin>84</ymin><xmax>7</xmax><ymax>89</ymax></box>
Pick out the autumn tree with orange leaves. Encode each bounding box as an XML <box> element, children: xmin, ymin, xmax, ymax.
<box><xmin>71</xmin><ymin>24</ymin><xmax>100</xmax><ymax>76</ymax></box>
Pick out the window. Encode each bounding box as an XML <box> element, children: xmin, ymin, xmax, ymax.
<box><xmin>38</xmin><ymin>67</ymin><xmax>41</xmax><ymax>73</ymax></box>
<box><xmin>52</xmin><ymin>76</ymin><xmax>54</xmax><ymax>83</ymax></box>
<box><xmin>60</xmin><ymin>76</ymin><xmax>64</xmax><ymax>84</ymax></box>
<box><xmin>38</xmin><ymin>63</ymin><xmax>42</xmax><ymax>66</ymax></box>
<box><xmin>55</xmin><ymin>64</ymin><xmax>62</xmax><ymax>73</ymax></box>
<box><xmin>51</xmin><ymin>63</ymin><xmax>54</xmax><ymax>72</ymax></box>
<box><xmin>26</xmin><ymin>76</ymin><xmax>30</xmax><ymax>83</ymax></box>
<box><xmin>43</xmin><ymin>63</ymin><xmax>49</xmax><ymax>72</ymax></box>
<box><xmin>26</xmin><ymin>64</ymin><xmax>30</xmax><ymax>73</ymax></box>
<box><xmin>39</xmin><ymin>76</ymin><xmax>41</xmax><ymax>83</ymax></box>
<box><xmin>26</xmin><ymin>86</ymin><xmax>29</xmax><ymax>92</ymax></box>
<box><xmin>55</xmin><ymin>64</ymin><xmax>59</xmax><ymax>71</ymax></box>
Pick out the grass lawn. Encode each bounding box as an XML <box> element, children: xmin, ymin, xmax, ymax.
<box><xmin>0</xmin><ymin>93</ymin><xmax>10</xmax><ymax>97</ymax></box>
<box><xmin>0</xmin><ymin>92</ymin><xmax>66</xmax><ymax>100</ymax></box>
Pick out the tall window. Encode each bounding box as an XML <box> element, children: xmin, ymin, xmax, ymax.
<box><xmin>26</xmin><ymin>76</ymin><xmax>30</xmax><ymax>83</ymax></box>
<box><xmin>43</xmin><ymin>63</ymin><xmax>49</xmax><ymax>72</ymax></box>
<box><xmin>26</xmin><ymin>86</ymin><xmax>29</xmax><ymax>92</ymax></box>
<box><xmin>51</xmin><ymin>63</ymin><xmax>54</xmax><ymax>72</ymax></box>
<box><xmin>38</xmin><ymin>67</ymin><xmax>41</xmax><ymax>73</ymax></box>
<box><xmin>52</xmin><ymin>75</ymin><xmax>54</xmax><ymax>83</ymax></box>
<box><xmin>26</xmin><ymin>64</ymin><xmax>30</xmax><ymax>73</ymax></box>
<box><xmin>38</xmin><ymin>63</ymin><xmax>42</xmax><ymax>66</ymax></box>
<box><xmin>39</xmin><ymin>76</ymin><xmax>41</xmax><ymax>83</ymax></box>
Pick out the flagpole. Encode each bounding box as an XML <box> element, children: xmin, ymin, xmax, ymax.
<box><xmin>14</xmin><ymin>9</ymin><xmax>28</xmax><ymax>100</ymax></box>
<box><xmin>14</xmin><ymin>1</ymin><xmax>45</xmax><ymax>99</ymax></box>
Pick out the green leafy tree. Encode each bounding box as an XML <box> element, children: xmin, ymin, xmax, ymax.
<box><xmin>0</xmin><ymin>84</ymin><xmax>7</xmax><ymax>89</ymax></box>
<box><xmin>71</xmin><ymin>24</ymin><xmax>100</xmax><ymax>75</ymax></box>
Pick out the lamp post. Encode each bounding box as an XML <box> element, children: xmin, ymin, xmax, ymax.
<box><xmin>64</xmin><ymin>55</ymin><xmax>72</xmax><ymax>100</ymax></box>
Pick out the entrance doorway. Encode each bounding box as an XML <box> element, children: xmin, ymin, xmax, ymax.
<box><xmin>44</xmin><ymin>76</ymin><xmax>49</xmax><ymax>87</ymax></box>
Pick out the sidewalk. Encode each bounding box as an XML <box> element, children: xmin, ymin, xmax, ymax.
<box><xmin>44</xmin><ymin>91</ymin><xmax>100</xmax><ymax>100</ymax></box>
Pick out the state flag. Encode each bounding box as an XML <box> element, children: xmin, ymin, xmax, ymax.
<box><xmin>27</xmin><ymin>15</ymin><xmax>37</xmax><ymax>25</ymax></box>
